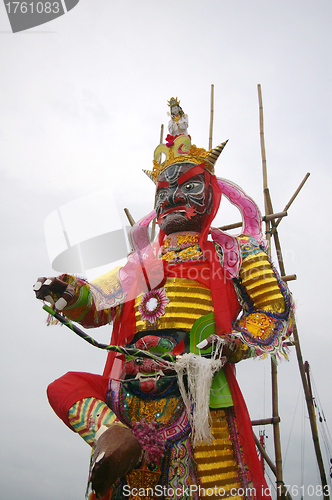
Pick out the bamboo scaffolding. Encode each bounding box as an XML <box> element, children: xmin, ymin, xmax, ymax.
<box><xmin>257</xmin><ymin>85</ymin><xmax>329</xmax><ymax>499</ymax></box>
<box><xmin>218</xmin><ymin>211</ymin><xmax>288</xmax><ymax>232</ymax></box>
<box><xmin>263</xmin><ymin>158</ymin><xmax>329</xmax><ymax>499</ymax></box>
<box><xmin>258</xmin><ymin>84</ymin><xmax>285</xmax><ymax>500</ymax></box>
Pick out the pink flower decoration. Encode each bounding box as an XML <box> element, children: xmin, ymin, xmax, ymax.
<box><xmin>165</xmin><ymin>134</ymin><xmax>175</xmax><ymax>147</ymax></box>
<box><xmin>138</xmin><ymin>288</ymin><xmax>169</xmax><ymax>323</ymax></box>
<box><xmin>131</xmin><ymin>419</ymin><xmax>165</xmax><ymax>465</ymax></box>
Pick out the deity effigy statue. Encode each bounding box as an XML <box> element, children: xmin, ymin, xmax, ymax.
<box><xmin>167</xmin><ymin>97</ymin><xmax>189</xmax><ymax>136</ymax></box>
<box><xmin>34</xmin><ymin>99</ymin><xmax>292</xmax><ymax>500</ymax></box>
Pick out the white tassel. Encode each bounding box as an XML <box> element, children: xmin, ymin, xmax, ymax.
<box><xmin>174</xmin><ymin>338</ymin><xmax>226</xmax><ymax>446</ymax></box>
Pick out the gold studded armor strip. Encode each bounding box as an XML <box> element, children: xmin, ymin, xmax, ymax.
<box><xmin>194</xmin><ymin>410</ymin><xmax>248</xmax><ymax>499</ymax></box>
<box><xmin>239</xmin><ymin>252</ymin><xmax>285</xmax><ymax>313</ymax></box>
<box><xmin>134</xmin><ymin>278</ymin><xmax>214</xmax><ymax>332</ymax></box>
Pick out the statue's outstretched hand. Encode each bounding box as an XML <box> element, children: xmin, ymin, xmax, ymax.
<box><xmin>196</xmin><ymin>334</ymin><xmax>232</xmax><ymax>360</ymax></box>
<box><xmin>33</xmin><ymin>276</ymin><xmax>77</xmax><ymax>311</ymax></box>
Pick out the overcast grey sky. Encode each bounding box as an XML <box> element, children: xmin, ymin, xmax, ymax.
<box><xmin>0</xmin><ymin>1</ymin><xmax>331</xmax><ymax>498</ymax></box>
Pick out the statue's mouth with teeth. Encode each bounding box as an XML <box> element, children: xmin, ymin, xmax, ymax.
<box><xmin>124</xmin><ymin>335</ymin><xmax>177</xmax><ymax>394</ymax></box>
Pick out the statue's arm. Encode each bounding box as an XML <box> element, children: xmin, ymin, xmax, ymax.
<box><xmin>231</xmin><ymin>235</ymin><xmax>293</xmax><ymax>358</ymax></box>
<box><xmin>34</xmin><ymin>266</ymin><xmax>125</xmax><ymax>329</ymax></box>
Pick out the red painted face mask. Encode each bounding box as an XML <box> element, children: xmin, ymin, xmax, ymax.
<box><xmin>156</xmin><ymin>163</ymin><xmax>213</xmax><ymax>235</ymax></box>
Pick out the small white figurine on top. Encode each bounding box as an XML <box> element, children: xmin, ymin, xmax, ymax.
<box><xmin>167</xmin><ymin>97</ymin><xmax>189</xmax><ymax>136</ymax></box>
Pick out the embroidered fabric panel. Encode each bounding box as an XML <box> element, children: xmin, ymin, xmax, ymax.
<box><xmin>162</xmin><ymin>246</ymin><xmax>205</xmax><ymax>263</ymax></box>
<box><xmin>234</xmin><ymin>313</ymin><xmax>286</xmax><ymax>355</ymax></box>
<box><xmin>134</xmin><ymin>278</ymin><xmax>214</xmax><ymax>332</ymax></box>
<box><xmin>61</xmin><ymin>268</ymin><xmax>124</xmax><ymax>326</ymax></box>
<box><xmin>113</xmin><ymin>383</ymin><xmax>186</xmax><ymax>432</ymax></box>
<box><xmin>161</xmin><ymin>231</ymin><xmax>205</xmax><ymax>264</ymax></box>
<box><xmin>68</xmin><ymin>397</ymin><xmax>117</xmax><ymax>446</ymax></box>
<box><xmin>162</xmin><ymin>232</ymin><xmax>200</xmax><ymax>252</ymax></box>
<box><xmin>126</xmin><ymin>467</ymin><xmax>161</xmax><ymax>500</ymax></box>
<box><xmin>107</xmin><ymin>381</ymin><xmax>196</xmax><ymax>500</ymax></box>
<box><xmin>90</xmin><ymin>267</ymin><xmax>125</xmax><ymax>309</ymax></box>
<box><xmin>167</xmin><ymin>439</ymin><xmax>199</xmax><ymax>500</ymax></box>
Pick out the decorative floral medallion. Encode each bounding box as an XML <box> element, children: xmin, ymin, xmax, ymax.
<box><xmin>139</xmin><ymin>288</ymin><xmax>169</xmax><ymax>323</ymax></box>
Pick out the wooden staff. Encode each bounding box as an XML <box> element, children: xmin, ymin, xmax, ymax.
<box><xmin>43</xmin><ymin>304</ymin><xmax>177</xmax><ymax>362</ymax></box>
<box><xmin>209</xmin><ymin>84</ymin><xmax>214</xmax><ymax>150</ymax></box>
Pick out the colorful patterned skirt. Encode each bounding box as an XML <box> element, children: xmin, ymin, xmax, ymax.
<box><xmin>88</xmin><ymin>377</ymin><xmax>256</xmax><ymax>500</ymax></box>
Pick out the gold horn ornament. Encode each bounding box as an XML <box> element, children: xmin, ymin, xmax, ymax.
<box><xmin>207</xmin><ymin>140</ymin><xmax>228</xmax><ymax>166</ymax></box>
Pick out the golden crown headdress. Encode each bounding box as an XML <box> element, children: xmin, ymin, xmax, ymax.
<box><xmin>143</xmin><ymin>135</ymin><xmax>228</xmax><ymax>184</ymax></box>
<box><xmin>167</xmin><ymin>97</ymin><xmax>181</xmax><ymax>108</ymax></box>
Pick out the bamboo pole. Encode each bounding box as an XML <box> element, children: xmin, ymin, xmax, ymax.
<box><xmin>258</xmin><ymin>85</ymin><xmax>329</xmax><ymax>499</ymax></box>
<box><xmin>271</xmin><ymin>173</ymin><xmax>310</xmax><ymax>235</ymax></box>
<box><xmin>258</xmin><ymin>85</ymin><xmax>269</xmax><ymax>194</ymax></box>
<box><xmin>150</xmin><ymin>124</ymin><xmax>164</xmax><ymax>242</ymax></box>
<box><xmin>281</xmin><ymin>274</ymin><xmax>297</xmax><ymax>282</ymax></box>
<box><xmin>218</xmin><ymin>211</ymin><xmax>287</xmax><ymax>232</ymax></box>
<box><xmin>258</xmin><ymin>84</ymin><xmax>285</xmax><ymax>500</ymax></box>
<box><xmin>252</xmin><ymin>417</ymin><xmax>281</xmax><ymax>426</ymax></box>
<box><xmin>160</xmin><ymin>123</ymin><xmax>164</xmax><ymax>145</ymax></box>
<box><xmin>271</xmin><ymin>361</ymin><xmax>285</xmax><ymax>499</ymax></box>
<box><xmin>209</xmin><ymin>84</ymin><xmax>214</xmax><ymax>150</ymax></box>
<box><xmin>264</xmin><ymin>212</ymin><xmax>288</xmax><ymax>222</ymax></box>
<box><xmin>264</xmin><ymin>180</ymin><xmax>329</xmax><ymax>498</ymax></box>
<box><xmin>254</xmin><ymin>434</ymin><xmax>277</xmax><ymax>476</ymax></box>
<box><xmin>254</xmin><ymin>436</ymin><xmax>293</xmax><ymax>500</ymax></box>
<box><xmin>292</xmin><ymin>324</ymin><xmax>330</xmax><ymax>498</ymax></box>
<box><xmin>124</xmin><ymin>208</ymin><xmax>135</xmax><ymax>227</ymax></box>
<box><xmin>264</xmin><ymin>187</ymin><xmax>287</xmax><ymax>276</ymax></box>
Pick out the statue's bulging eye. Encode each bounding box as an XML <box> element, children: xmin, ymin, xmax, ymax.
<box><xmin>183</xmin><ymin>181</ymin><xmax>203</xmax><ymax>192</ymax></box>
